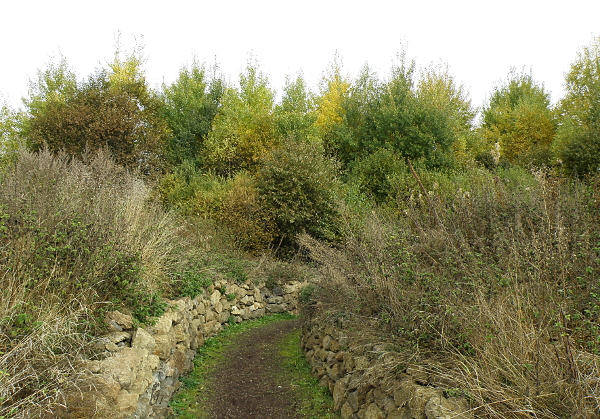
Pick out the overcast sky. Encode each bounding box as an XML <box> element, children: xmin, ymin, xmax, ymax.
<box><xmin>2</xmin><ymin>0</ymin><xmax>599</xmax><ymax>111</ymax></box>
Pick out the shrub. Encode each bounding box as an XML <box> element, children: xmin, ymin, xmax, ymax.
<box><xmin>255</xmin><ymin>140</ymin><xmax>342</xmax><ymax>249</ymax></box>
<box><xmin>0</xmin><ymin>148</ymin><xmax>193</xmax><ymax>417</ymax></box>
<box><xmin>217</xmin><ymin>173</ymin><xmax>278</xmax><ymax>251</ymax></box>
<box><xmin>301</xmin><ymin>167</ymin><xmax>600</xmax><ymax>417</ymax></box>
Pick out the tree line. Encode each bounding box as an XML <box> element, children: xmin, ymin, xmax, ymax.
<box><xmin>1</xmin><ymin>37</ymin><xmax>600</xmax><ymax>249</ymax></box>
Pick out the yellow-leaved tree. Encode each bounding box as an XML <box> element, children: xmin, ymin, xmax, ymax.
<box><xmin>314</xmin><ymin>54</ymin><xmax>350</xmax><ymax>156</ymax></box>
<box><xmin>205</xmin><ymin>58</ymin><xmax>277</xmax><ymax>176</ymax></box>
<box><xmin>481</xmin><ymin>70</ymin><xmax>556</xmax><ymax>166</ymax></box>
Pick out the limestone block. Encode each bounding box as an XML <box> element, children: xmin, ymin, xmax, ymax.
<box><xmin>218</xmin><ymin>310</ymin><xmax>230</xmax><ymax>324</ymax></box>
<box><xmin>131</xmin><ymin>328</ymin><xmax>156</xmax><ymax>353</ymax></box>
<box><xmin>230</xmin><ymin>305</ymin><xmax>241</xmax><ymax>315</ymax></box>
<box><xmin>329</xmin><ymin>363</ymin><xmax>342</xmax><ymax>380</ymax></box>
<box><xmin>266</xmin><ymin>295</ymin><xmax>285</xmax><ymax>304</ymax></box>
<box><xmin>221</xmin><ymin>299</ymin><xmax>232</xmax><ymax>311</ymax></box>
<box><xmin>151</xmin><ymin>311</ymin><xmax>176</xmax><ymax>335</ymax></box>
<box><xmin>253</xmin><ymin>288</ymin><xmax>263</xmax><ymax>302</ymax></box>
<box><xmin>424</xmin><ymin>395</ymin><xmax>472</xmax><ymax>419</ymax></box>
<box><xmin>195</xmin><ymin>300</ymin><xmax>206</xmax><ymax>315</ymax></box>
<box><xmin>116</xmin><ymin>389</ymin><xmax>139</xmax><ymax>416</ymax></box>
<box><xmin>341</xmin><ymin>402</ymin><xmax>357</xmax><ymax>419</ymax></box>
<box><xmin>240</xmin><ymin>295</ymin><xmax>254</xmax><ymax>305</ymax></box>
<box><xmin>409</xmin><ymin>387</ymin><xmax>440</xmax><ymax>418</ymax></box>
<box><xmin>354</xmin><ymin>355</ymin><xmax>370</xmax><ymax>370</ymax></box>
<box><xmin>250</xmin><ymin>307</ymin><xmax>265</xmax><ymax>319</ymax></box>
<box><xmin>205</xmin><ymin>309</ymin><xmax>216</xmax><ymax>322</ymax></box>
<box><xmin>333</xmin><ymin>379</ymin><xmax>347</xmax><ymax>410</ymax></box>
<box><xmin>213</xmin><ymin>301</ymin><xmax>223</xmax><ymax>314</ymax></box>
<box><xmin>364</xmin><ymin>403</ymin><xmax>384</xmax><ymax>419</ymax></box>
<box><xmin>100</xmin><ymin>347</ymin><xmax>158</xmax><ymax>394</ymax></box>
<box><xmin>266</xmin><ymin>303</ymin><xmax>287</xmax><ymax>313</ymax></box>
<box><xmin>322</xmin><ymin>335</ymin><xmax>333</xmax><ymax>350</ymax></box>
<box><xmin>153</xmin><ymin>333</ymin><xmax>175</xmax><ymax>360</ymax></box>
<box><xmin>172</xmin><ymin>297</ymin><xmax>193</xmax><ymax>312</ymax></box>
<box><xmin>172</xmin><ymin>323</ymin><xmax>189</xmax><ymax>345</ymax></box>
<box><xmin>210</xmin><ymin>290</ymin><xmax>221</xmax><ymax>306</ymax></box>
<box><xmin>106</xmin><ymin>310</ymin><xmax>133</xmax><ymax>330</ymax></box>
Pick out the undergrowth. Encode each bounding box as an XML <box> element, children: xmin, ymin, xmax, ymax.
<box><xmin>301</xmin><ymin>166</ymin><xmax>600</xmax><ymax>418</ymax></box>
<box><xmin>0</xmin><ymin>149</ymin><xmax>200</xmax><ymax>418</ymax></box>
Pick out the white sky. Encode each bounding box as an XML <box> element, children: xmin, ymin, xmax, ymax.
<box><xmin>1</xmin><ymin>0</ymin><xmax>599</xmax><ymax>111</ymax></box>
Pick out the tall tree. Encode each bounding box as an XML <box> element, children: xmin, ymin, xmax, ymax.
<box><xmin>0</xmin><ymin>99</ymin><xmax>23</xmax><ymax>167</ymax></box>
<box><xmin>553</xmin><ymin>36</ymin><xmax>600</xmax><ymax>175</ymax></box>
<box><xmin>22</xmin><ymin>45</ymin><xmax>168</xmax><ymax>175</ymax></box>
<box><xmin>160</xmin><ymin>59</ymin><xmax>224</xmax><ymax>167</ymax></box>
<box><xmin>274</xmin><ymin>73</ymin><xmax>317</xmax><ymax>142</ymax></box>
<box><xmin>204</xmin><ymin>58</ymin><xmax>277</xmax><ymax>175</ymax></box>
<box><xmin>416</xmin><ymin>63</ymin><xmax>477</xmax><ymax>166</ymax></box>
<box><xmin>481</xmin><ymin>69</ymin><xmax>556</xmax><ymax>166</ymax></box>
<box><xmin>313</xmin><ymin>54</ymin><xmax>350</xmax><ymax>157</ymax></box>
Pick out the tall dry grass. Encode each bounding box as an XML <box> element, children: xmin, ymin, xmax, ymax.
<box><xmin>0</xmin><ymin>148</ymin><xmax>192</xmax><ymax>418</ymax></box>
<box><xmin>301</xmin><ymin>167</ymin><xmax>600</xmax><ymax>418</ymax></box>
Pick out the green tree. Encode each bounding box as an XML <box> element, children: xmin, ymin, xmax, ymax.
<box><xmin>255</xmin><ymin>140</ymin><xmax>341</xmax><ymax>248</ymax></box>
<box><xmin>22</xmin><ymin>47</ymin><xmax>168</xmax><ymax>175</ymax></box>
<box><xmin>371</xmin><ymin>53</ymin><xmax>457</xmax><ymax>166</ymax></box>
<box><xmin>553</xmin><ymin>36</ymin><xmax>600</xmax><ymax>175</ymax></box>
<box><xmin>481</xmin><ymin>69</ymin><xmax>556</xmax><ymax>166</ymax></box>
<box><xmin>274</xmin><ymin>73</ymin><xmax>317</xmax><ymax>141</ymax></box>
<box><xmin>0</xmin><ymin>99</ymin><xmax>23</xmax><ymax>167</ymax></box>
<box><xmin>417</xmin><ymin>63</ymin><xmax>477</xmax><ymax>166</ymax></box>
<box><xmin>160</xmin><ymin>60</ymin><xmax>224</xmax><ymax>167</ymax></box>
<box><xmin>205</xmin><ymin>58</ymin><xmax>277</xmax><ymax>175</ymax></box>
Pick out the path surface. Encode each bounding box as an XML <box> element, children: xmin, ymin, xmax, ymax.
<box><xmin>205</xmin><ymin>318</ymin><xmax>302</xmax><ymax>419</ymax></box>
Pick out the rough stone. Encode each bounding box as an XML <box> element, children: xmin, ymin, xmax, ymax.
<box><xmin>106</xmin><ymin>310</ymin><xmax>134</xmax><ymax>330</ymax></box>
<box><xmin>131</xmin><ymin>328</ymin><xmax>155</xmax><ymax>353</ymax></box>
<box><xmin>364</xmin><ymin>402</ymin><xmax>385</xmax><ymax>419</ymax></box>
<box><xmin>425</xmin><ymin>395</ymin><xmax>472</xmax><ymax>419</ymax></box>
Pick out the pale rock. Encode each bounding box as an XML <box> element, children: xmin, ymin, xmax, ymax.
<box><xmin>106</xmin><ymin>310</ymin><xmax>133</xmax><ymax>330</ymax></box>
<box><xmin>153</xmin><ymin>333</ymin><xmax>175</xmax><ymax>359</ymax></box>
<box><xmin>131</xmin><ymin>328</ymin><xmax>155</xmax><ymax>353</ymax></box>
<box><xmin>116</xmin><ymin>389</ymin><xmax>139</xmax><ymax>415</ymax></box>
<box><xmin>364</xmin><ymin>403</ymin><xmax>385</xmax><ymax>419</ymax></box>
<box><xmin>195</xmin><ymin>300</ymin><xmax>206</xmax><ymax>315</ymax></box>
<box><xmin>333</xmin><ymin>379</ymin><xmax>347</xmax><ymax>410</ymax></box>
<box><xmin>425</xmin><ymin>395</ymin><xmax>472</xmax><ymax>419</ymax></box>
<box><xmin>230</xmin><ymin>305</ymin><xmax>241</xmax><ymax>315</ymax></box>
<box><xmin>240</xmin><ymin>295</ymin><xmax>254</xmax><ymax>305</ymax></box>
<box><xmin>172</xmin><ymin>323</ymin><xmax>188</xmax><ymax>344</ymax></box>
<box><xmin>210</xmin><ymin>290</ymin><xmax>221</xmax><ymax>305</ymax></box>
<box><xmin>322</xmin><ymin>335</ymin><xmax>333</xmax><ymax>350</ymax></box>
<box><xmin>341</xmin><ymin>402</ymin><xmax>356</xmax><ymax>419</ymax></box>
<box><xmin>151</xmin><ymin>311</ymin><xmax>176</xmax><ymax>335</ymax></box>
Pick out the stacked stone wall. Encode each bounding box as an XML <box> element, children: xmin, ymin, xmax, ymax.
<box><xmin>64</xmin><ymin>279</ymin><xmax>305</xmax><ymax>419</ymax></box>
<box><xmin>301</xmin><ymin>318</ymin><xmax>472</xmax><ymax>419</ymax></box>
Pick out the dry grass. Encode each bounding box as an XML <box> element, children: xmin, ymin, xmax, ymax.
<box><xmin>301</xmin><ymin>167</ymin><xmax>600</xmax><ymax>418</ymax></box>
<box><xmin>0</xmin><ymin>148</ymin><xmax>194</xmax><ymax>417</ymax></box>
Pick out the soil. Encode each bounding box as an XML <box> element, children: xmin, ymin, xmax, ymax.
<box><xmin>204</xmin><ymin>318</ymin><xmax>303</xmax><ymax>419</ymax></box>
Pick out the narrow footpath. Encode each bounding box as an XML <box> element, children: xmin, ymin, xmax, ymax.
<box><xmin>171</xmin><ymin>316</ymin><xmax>339</xmax><ymax>419</ymax></box>
<box><xmin>207</xmin><ymin>319</ymin><xmax>301</xmax><ymax>419</ymax></box>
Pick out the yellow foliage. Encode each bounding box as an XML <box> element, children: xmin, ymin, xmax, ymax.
<box><xmin>217</xmin><ymin>174</ymin><xmax>278</xmax><ymax>251</ymax></box>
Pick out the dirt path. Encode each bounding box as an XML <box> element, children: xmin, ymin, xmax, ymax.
<box><xmin>204</xmin><ymin>318</ymin><xmax>302</xmax><ymax>419</ymax></box>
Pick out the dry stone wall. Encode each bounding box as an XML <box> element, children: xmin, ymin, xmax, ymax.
<box><xmin>301</xmin><ymin>318</ymin><xmax>473</xmax><ymax>419</ymax></box>
<box><xmin>64</xmin><ymin>279</ymin><xmax>306</xmax><ymax>419</ymax></box>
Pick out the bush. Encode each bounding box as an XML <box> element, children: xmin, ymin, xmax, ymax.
<box><xmin>217</xmin><ymin>173</ymin><xmax>278</xmax><ymax>251</ymax></box>
<box><xmin>0</xmin><ymin>148</ymin><xmax>194</xmax><ymax>417</ymax></box>
<box><xmin>255</xmin><ymin>140</ymin><xmax>342</xmax><ymax>249</ymax></box>
<box><xmin>301</xmin><ymin>167</ymin><xmax>600</xmax><ymax>417</ymax></box>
